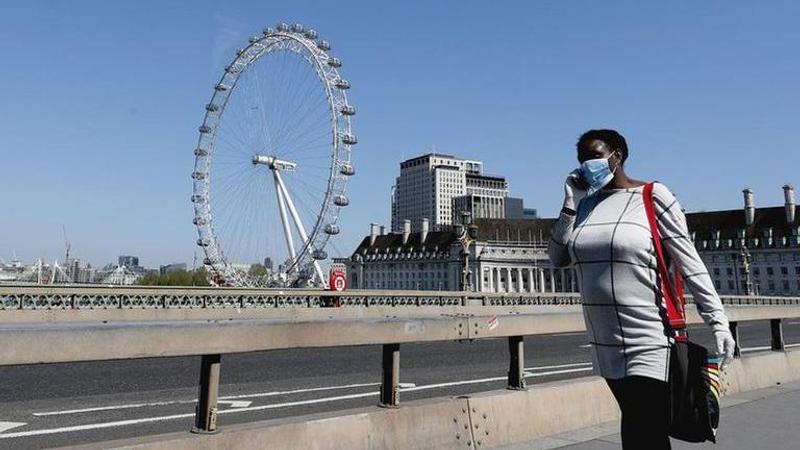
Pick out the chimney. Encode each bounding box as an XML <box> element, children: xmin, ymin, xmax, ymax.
<box><xmin>369</xmin><ymin>223</ymin><xmax>378</xmax><ymax>246</ymax></box>
<box><xmin>784</xmin><ymin>184</ymin><xmax>796</xmax><ymax>223</ymax></box>
<box><xmin>421</xmin><ymin>218</ymin><xmax>429</xmax><ymax>244</ymax></box>
<box><xmin>379</xmin><ymin>225</ymin><xmax>386</xmax><ymax>235</ymax></box>
<box><xmin>402</xmin><ymin>219</ymin><xmax>411</xmax><ymax>245</ymax></box>
<box><xmin>743</xmin><ymin>188</ymin><xmax>755</xmax><ymax>226</ymax></box>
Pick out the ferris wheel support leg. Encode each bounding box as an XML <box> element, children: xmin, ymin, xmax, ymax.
<box><xmin>274</xmin><ymin>170</ymin><xmax>325</xmax><ymax>284</ymax></box>
<box><xmin>273</xmin><ymin>171</ymin><xmax>297</xmax><ymax>264</ymax></box>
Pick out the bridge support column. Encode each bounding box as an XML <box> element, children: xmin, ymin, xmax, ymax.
<box><xmin>729</xmin><ymin>322</ymin><xmax>741</xmax><ymax>358</ymax></box>
<box><xmin>507</xmin><ymin>336</ymin><xmax>526</xmax><ymax>390</ymax></box>
<box><xmin>771</xmin><ymin>319</ymin><xmax>785</xmax><ymax>351</ymax></box>
<box><xmin>192</xmin><ymin>354</ymin><xmax>221</xmax><ymax>434</ymax></box>
<box><xmin>379</xmin><ymin>343</ymin><xmax>400</xmax><ymax>408</ymax></box>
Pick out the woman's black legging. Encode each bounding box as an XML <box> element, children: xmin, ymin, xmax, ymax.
<box><xmin>606</xmin><ymin>375</ymin><xmax>671</xmax><ymax>450</ymax></box>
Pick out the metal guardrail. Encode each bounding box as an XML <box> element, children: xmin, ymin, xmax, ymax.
<box><xmin>1</xmin><ymin>286</ymin><xmax>799</xmax><ymax>434</ymax></box>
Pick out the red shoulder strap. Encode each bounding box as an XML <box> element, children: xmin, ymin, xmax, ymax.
<box><xmin>643</xmin><ymin>182</ymin><xmax>686</xmax><ymax>330</ymax></box>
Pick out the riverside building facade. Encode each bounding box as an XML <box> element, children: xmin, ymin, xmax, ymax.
<box><xmin>347</xmin><ymin>185</ymin><xmax>799</xmax><ymax>296</ymax></box>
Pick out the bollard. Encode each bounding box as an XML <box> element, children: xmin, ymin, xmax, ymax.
<box><xmin>192</xmin><ymin>354</ymin><xmax>221</xmax><ymax>434</ymax></box>
<box><xmin>729</xmin><ymin>322</ymin><xmax>741</xmax><ymax>358</ymax></box>
<box><xmin>379</xmin><ymin>343</ymin><xmax>400</xmax><ymax>408</ymax></box>
<box><xmin>507</xmin><ymin>336</ymin><xmax>526</xmax><ymax>390</ymax></box>
<box><xmin>771</xmin><ymin>319</ymin><xmax>785</xmax><ymax>351</ymax></box>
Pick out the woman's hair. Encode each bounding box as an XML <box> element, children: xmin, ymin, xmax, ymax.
<box><xmin>577</xmin><ymin>129</ymin><xmax>629</xmax><ymax>164</ymax></box>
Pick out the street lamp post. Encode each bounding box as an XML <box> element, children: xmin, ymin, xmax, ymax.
<box><xmin>740</xmin><ymin>246</ymin><xmax>754</xmax><ymax>296</ymax></box>
<box><xmin>456</xmin><ymin>211</ymin><xmax>478</xmax><ymax>292</ymax></box>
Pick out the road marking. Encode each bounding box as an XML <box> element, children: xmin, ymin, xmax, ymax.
<box><xmin>398</xmin><ymin>367</ymin><xmax>592</xmax><ymax>393</ymax></box>
<box><xmin>218</xmin><ymin>400</ymin><xmax>252</xmax><ymax>408</ymax></box>
<box><xmin>34</xmin><ymin>400</ymin><xmax>195</xmax><ymax>417</ymax></box>
<box><xmin>787</xmin><ymin>321</ymin><xmax>800</xmax><ymax>325</ymax></box>
<box><xmin>0</xmin><ymin>423</ymin><xmax>25</xmax><ymax>434</ymax></box>
<box><xmin>524</xmin><ymin>362</ymin><xmax>591</xmax><ymax>371</ymax></box>
<box><xmin>741</xmin><ymin>346</ymin><xmax>771</xmax><ymax>352</ymax></box>
<box><xmin>579</xmin><ymin>344</ymin><xmax>591</xmax><ymax>348</ymax></box>
<box><xmin>7</xmin><ymin>369</ymin><xmax>592</xmax><ymax>439</ymax></box>
<box><xmin>0</xmin><ymin>413</ymin><xmax>194</xmax><ymax>439</ymax></box>
<box><xmin>218</xmin><ymin>381</ymin><xmax>381</xmax><ymax>400</ymax></box>
<box><xmin>34</xmin><ymin>381</ymin><xmax>386</xmax><ymax>416</ymax></box>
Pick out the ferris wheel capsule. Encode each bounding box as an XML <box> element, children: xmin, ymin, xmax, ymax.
<box><xmin>339</xmin><ymin>163</ymin><xmax>355</xmax><ymax>176</ymax></box>
<box><xmin>276</xmin><ymin>22</ymin><xmax>290</xmax><ymax>32</ymax></box>
<box><xmin>317</xmin><ymin>40</ymin><xmax>331</xmax><ymax>51</ymax></box>
<box><xmin>324</xmin><ymin>224</ymin><xmax>340</xmax><ymax>235</ymax></box>
<box><xmin>263</xmin><ymin>27</ymin><xmax>275</xmax><ymax>35</ymax></box>
<box><xmin>312</xmin><ymin>249</ymin><xmax>328</xmax><ymax>260</ymax></box>
<box><xmin>341</xmin><ymin>133</ymin><xmax>357</xmax><ymax>145</ymax></box>
<box><xmin>327</xmin><ymin>57</ymin><xmax>341</xmax><ymax>68</ymax></box>
<box><xmin>340</xmin><ymin>105</ymin><xmax>356</xmax><ymax>116</ymax></box>
<box><xmin>249</xmin><ymin>36</ymin><xmax>259</xmax><ymax>44</ymax></box>
<box><xmin>291</xmin><ymin>23</ymin><xmax>304</xmax><ymax>33</ymax></box>
<box><xmin>335</xmin><ymin>79</ymin><xmax>350</xmax><ymax>90</ymax></box>
<box><xmin>333</xmin><ymin>194</ymin><xmax>349</xmax><ymax>206</ymax></box>
<box><xmin>304</xmin><ymin>29</ymin><xmax>318</xmax><ymax>39</ymax></box>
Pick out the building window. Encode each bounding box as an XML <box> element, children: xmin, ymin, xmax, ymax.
<box><xmin>713</xmin><ymin>268</ymin><xmax>720</xmax><ymax>276</ymax></box>
<box><xmin>754</xmin><ymin>267</ymin><xmax>760</xmax><ymax>276</ymax></box>
<box><xmin>726</xmin><ymin>268</ymin><xmax>733</xmax><ymax>276</ymax></box>
<box><xmin>782</xmin><ymin>280</ymin><xmax>790</xmax><ymax>291</ymax></box>
<box><xmin>781</xmin><ymin>266</ymin><xmax>789</xmax><ymax>276</ymax></box>
<box><xmin>768</xmin><ymin>281</ymin><xmax>775</xmax><ymax>291</ymax></box>
<box><xmin>767</xmin><ymin>267</ymin><xmax>774</xmax><ymax>276</ymax></box>
<box><xmin>727</xmin><ymin>280</ymin><xmax>734</xmax><ymax>290</ymax></box>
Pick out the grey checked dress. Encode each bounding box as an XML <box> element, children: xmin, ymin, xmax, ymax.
<box><xmin>549</xmin><ymin>183</ymin><xmax>729</xmax><ymax>381</ymax></box>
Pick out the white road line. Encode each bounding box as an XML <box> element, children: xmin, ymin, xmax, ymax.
<box><xmin>34</xmin><ymin>381</ymin><xmax>385</xmax><ymax>416</ymax></box>
<box><xmin>579</xmin><ymin>344</ymin><xmax>592</xmax><ymax>348</ymax></box>
<box><xmin>9</xmin><ymin>368</ymin><xmax>593</xmax><ymax>439</ymax></box>
<box><xmin>524</xmin><ymin>362</ymin><xmax>591</xmax><ymax>371</ymax></box>
<box><xmin>399</xmin><ymin>367</ymin><xmax>593</xmax><ymax>393</ymax></box>
<box><xmin>218</xmin><ymin>381</ymin><xmax>381</xmax><ymax>400</ymax></box>
<box><xmin>33</xmin><ymin>400</ymin><xmax>196</xmax><ymax>417</ymax></box>
<box><xmin>0</xmin><ymin>423</ymin><xmax>26</xmax><ymax>434</ymax></box>
<box><xmin>786</xmin><ymin>343</ymin><xmax>800</xmax><ymax>348</ymax></box>
<box><xmin>218</xmin><ymin>400</ymin><xmax>252</xmax><ymax>408</ymax></box>
<box><xmin>787</xmin><ymin>321</ymin><xmax>800</xmax><ymax>325</ymax></box>
<box><xmin>0</xmin><ymin>413</ymin><xmax>194</xmax><ymax>439</ymax></box>
<box><xmin>741</xmin><ymin>346</ymin><xmax>771</xmax><ymax>352</ymax></box>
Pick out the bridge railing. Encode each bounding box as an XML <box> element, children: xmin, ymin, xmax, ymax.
<box><xmin>2</xmin><ymin>283</ymin><xmax>799</xmax><ymax>310</ymax></box>
<box><xmin>1</xmin><ymin>285</ymin><xmax>799</xmax><ymax>434</ymax></box>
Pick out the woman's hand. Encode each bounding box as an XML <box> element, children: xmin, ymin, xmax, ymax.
<box><xmin>563</xmin><ymin>170</ymin><xmax>588</xmax><ymax>213</ymax></box>
<box><xmin>714</xmin><ymin>329</ymin><xmax>736</xmax><ymax>370</ymax></box>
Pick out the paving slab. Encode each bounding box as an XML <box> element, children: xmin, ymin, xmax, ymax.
<box><xmin>509</xmin><ymin>381</ymin><xmax>800</xmax><ymax>450</ymax></box>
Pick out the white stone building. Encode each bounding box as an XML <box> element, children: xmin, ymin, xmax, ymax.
<box><xmin>690</xmin><ymin>185</ymin><xmax>800</xmax><ymax>296</ymax></box>
<box><xmin>345</xmin><ymin>218</ymin><xmax>576</xmax><ymax>293</ymax></box>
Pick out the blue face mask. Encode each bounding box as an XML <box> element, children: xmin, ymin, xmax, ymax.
<box><xmin>579</xmin><ymin>153</ymin><xmax>617</xmax><ymax>196</ymax></box>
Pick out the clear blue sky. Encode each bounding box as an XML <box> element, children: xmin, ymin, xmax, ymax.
<box><xmin>2</xmin><ymin>1</ymin><xmax>799</xmax><ymax>268</ymax></box>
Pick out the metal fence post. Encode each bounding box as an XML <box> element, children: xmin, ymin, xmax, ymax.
<box><xmin>507</xmin><ymin>336</ymin><xmax>526</xmax><ymax>390</ymax></box>
<box><xmin>192</xmin><ymin>354</ymin><xmax>221</xmax><ymax>434</ymax></box>
<box><xmin>729</xmin><ymin>321</ymin><xmax>741</xmax><ymax>358</ymax></box>
<box><xmin>379</xmin><ymin>343</ymin><xmax>400</xmax><ymax>408</ymax></box>
<box><xmin>771</xmin><ymin>319</ymin><xmax>785</xmax><ymax>351</ymax></box>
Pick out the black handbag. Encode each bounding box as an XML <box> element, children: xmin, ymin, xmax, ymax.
<box><xmin>644</xmin><ymin>182</ymin><xmax>721</xmax><ymax>443</ymax></box>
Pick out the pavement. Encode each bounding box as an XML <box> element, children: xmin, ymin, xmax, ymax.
<box><xmin>512</xmin><ymin>381</ymin><xmax>800</xmax><ymax>450</ymax></box>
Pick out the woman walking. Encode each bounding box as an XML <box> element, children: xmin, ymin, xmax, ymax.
<box><xmin>548</xmin><ymin>129</ymin><xmax>736</xmax><ymax>449</ymax></box>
